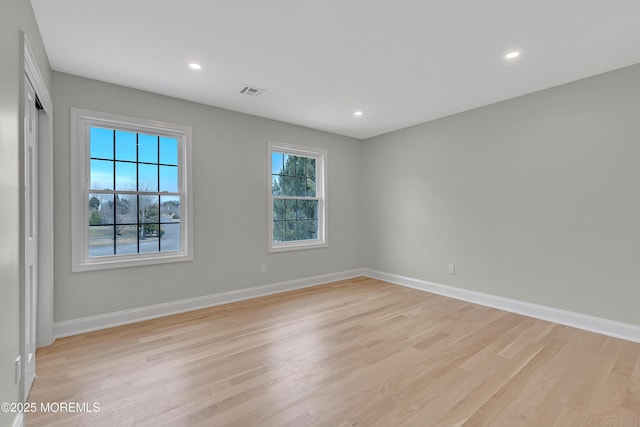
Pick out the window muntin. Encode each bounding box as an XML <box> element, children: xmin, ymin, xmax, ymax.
<box><xmin>71</xmin><ymin>109</ymin><xmax>193</xmax><ymax>271</ymax></box>
<box><xmin>268</xmin><ymin>141</ymin><xmax>326</xmax><ymax>252</ymax></box>
<box><xmin>87</xmin><ymin>129</ymin><xmax>180</xmax><ymax>257</ymax></box>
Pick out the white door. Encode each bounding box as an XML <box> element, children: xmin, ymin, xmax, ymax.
<box><xmin>23</xmin><ymin>78</ymin><xmax>38</xmax><ymax>401</ymax></box>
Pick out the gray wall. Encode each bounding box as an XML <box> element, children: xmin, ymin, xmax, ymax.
<box><xmin>362</xmin><ymin>63</ymin><xmax>640</xmax><ymax>325</ymax></box>
<box><xmin>50</xmin><ymin>62</ymin><xmax>640</xmax><ymax>329</ymax></box>
<box><xmin>0</xmin><ymin>1</ymin><xmax>51</xmax><ymax>425</ymax></box>
<box><xmin>52</xmin><ymin>72</ymin><xmax>363</xmax><ymax>322</ymax></box>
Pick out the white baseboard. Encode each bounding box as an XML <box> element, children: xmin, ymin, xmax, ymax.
<box><xmin>12</xmin><ymin>412</ymin><xmax>24</xmax><ymax>427</ymax></box>
<box><xmin>54</xmin><ymin>269</ymin><xmax>365</xmax><ymax>339</ymax></box>
<box><xmin>53</xmin><ymin>267</ymin><xmax>640</xmax><ymax>344</ymax></box>
<box><xmin>363</xmin><ymin>269</ymin><xmax>640</xmax><ymax>344</ymax></box>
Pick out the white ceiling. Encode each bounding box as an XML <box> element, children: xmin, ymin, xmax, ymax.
<box><xmin>31</xmin><ymin>0</ymin><xmax>640</xmax><ymax>139</ymax></box>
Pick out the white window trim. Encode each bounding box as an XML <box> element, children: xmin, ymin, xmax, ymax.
<box><xmin>71</xmin><ymin>108</ymin><xmax>194</xmax><ymax>272</ymax></box>
<box><xmin>267</xmin><ymin>140</ymin><xmax>328</xmax><ymax>252</ymax></box>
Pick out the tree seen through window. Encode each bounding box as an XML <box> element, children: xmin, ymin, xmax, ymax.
<box><xmin>271</xmin><ymin>152</ymin><xmax>318</xmax><ymax>242</ymax></box>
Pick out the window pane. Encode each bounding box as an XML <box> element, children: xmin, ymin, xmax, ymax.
<box><xmin>297</xmin><ymin>200</ymin><xmax>307</xmax><ymax>219</ymax></box>
<box><xmin>160</xmin><ymin>165</ymin><xmax>178</xmax><ymax>193</ymax></box>
<box><xmin>308</xmin><ymin>220</ymin><xmax>318</xmax><ymax>239</ymax></box>
<box><xmin>272</xmin><ymin>175</ymin><xmax>283</xmax><ymax>196</ymax></box>
<box><xmin>285</xmin><ymin>200</ymin><xmax>297</xmax><ymax>220</ymax></box>
<box><xmin>138</xmin><ymin>164</ymin><xmax>158</xmax><ymax>191</ymax></box>
<box><xmin>89</xmin><ymin>225</ymin><xmax>115</xmax><ymax>257</ymax></box>
<box><xmin>306</xmin><ymin>177</ymin><xmax>316</xmax><ymax>197</ymax></box>
<box><xmin>160</xmin><ymin>196</ymin><xmax>181</xmax><ymax>222</ymax></box>
<box><xmin>273</xmin><ymin>199</ymin><xmax>285</xmax><ymax>221</ymax></box>
<box><xmin>88</xmin><ymin>193</ymin><xmax>107</xmax><ymax>225</ymax></box>
<box><xmin>90</xmin><ymin>127</ymin><xmax>113</xmax><ymax>159</ymax></box>
<box><xmin>138</xmin><ymin>134</ymin><xmax>158</xmax><ymax>163</ymax></box>
<box><xmin>140</xmin><ymin>196</ymin><xmax>159</xmax><ymax>224</ymax></box>
<box><xmin>115</xmin><ymin>225</ymin><xmax>138</xmax><ymax>255</ymax></box>
<box><xmin>272</xmin><ymin>152</ymin><xmax>283</xmax><ymax>175</ymax></box>
<box><xmin>90</xmin><ymin>159</ymin><xmax>113</xmax><ymax>190</ymax></box>
<box><xmin>283</xmin><ymin>176</ymin><xmax>295</xmax><ymax>196</ymax></box>
<box><xmin>115</xmin><ymin>194</ymin><xmax>137</xmax><ymax>225</ymax></box>
<box><xmin>139</xmin><ymin>231</ymin><xmax>160</xmax><ymax>254</ymax></box>
<box><xmin>306</xmin><ymin>158</ymin><xmax>316</xmax><ymax>179</ymax></box>
<box><xmin>307</xmin><ymin>200</ymin><xmax>318</xmax><ymax>219</ymax></box>
<box><xmin>297</xmin><ymin>220</ymin><xmax>307</xmax><ymax>240</ymax></box>
<box><xmin>160</xmin><ymin>137</ymin><xmax>178</xmax><ymax>165</ymax></box>
<box><xmin>283</xmin><ymin>154</ymin><xmax>291</xmax><ymax>175</ymax></box>
<box><xmin>295</xmin><ymin>177</ymin><xmax>306</xmax><ymax>197</ymax></box>
<box><xmin>295</xmin><ymin>156</ymin><xmax>306</xmax><ymax>177</ymax></box>
<box><xmin>139</xmin><ymin>195</ymin><xmax>160</xmax><ymax>254</ymax></box>
<box><xmin>160</xmin><ymin>223</ymin><xmax>180</xmax><ymax>253</ymax></box>
<box><xmin>273</xmin><ymin>220</ymin><xmax>285</xmax><ymax>242</ymax></box>
<box><xmin>115</xmin><ymin>130</ymin><xmax>136</xmax><ymax>161</ymax></box>
<box><xmin>95</xmin><ymin>194</ymin><xmax>115</xmax><ymax>225</ymax></box>
<box><xmin>285</xmin><ymin>221</ymin><xmax>297</xmax><ymax>241</ymax></box>
<box><xmin>115</xmin><ymin>161</ymin><xmax>137</xmax><ymax>191</ymax></box>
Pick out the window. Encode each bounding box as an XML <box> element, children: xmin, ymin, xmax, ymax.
<box><xmin>268</xmin><ymin>141</ymin><xmax>327</xmax><ymax>252</ymax></box>
<box><xmin>71</xmin><ymin>108</ymin><xmax>193</xmax><ymax>271</ymax></box>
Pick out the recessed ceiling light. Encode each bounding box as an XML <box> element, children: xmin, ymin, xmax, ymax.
<box><xmin>354</xmin><ymin>111</ymin><xmax>363</xmax><ymax>117</ymax></box>
<box><xmin>188</xmin><ymin>63</ymin><xmax>201</xmax><ymax>70</ymax></box>
<box><xmin>505</xmin><ymin>51</ymin><xmax>520</xmax><ymax>60</ymax></box>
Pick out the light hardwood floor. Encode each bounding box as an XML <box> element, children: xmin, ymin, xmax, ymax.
<box><xmin>27</xmin><ymin>277</ymin><xmax>640</xmax><ymax>426</ymax></box>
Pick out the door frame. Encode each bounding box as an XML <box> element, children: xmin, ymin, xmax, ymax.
<box><xmin>23</xmin><ymin>73</ymin><xmax>38</xmax><ymax>402</ymax></box>
<box><xmin>20</xmin><ymin>33</ymin><xmax>54</xmax><ymax>401</ymax></box>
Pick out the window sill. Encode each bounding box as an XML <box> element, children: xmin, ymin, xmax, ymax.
<box><xmin>269</xmin><ymin>241</ymin><xmax>328</xmax><ymax>253</ymax></box>
<box><xmin>72</xmin><ymin>251</ymin><xmax>193</xmax><ymax>272</ymax></box>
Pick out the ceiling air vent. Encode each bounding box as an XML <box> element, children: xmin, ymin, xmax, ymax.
<box><xmin>240</xmin><ymin>85</ymin><xmax>265</xmax><ymax>97</ymax></box>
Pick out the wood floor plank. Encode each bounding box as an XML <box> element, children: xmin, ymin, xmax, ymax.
<box><xmin>26</xmin><ymin>278</ymin><xmax>640</xmax><ymax>426</ymax></box>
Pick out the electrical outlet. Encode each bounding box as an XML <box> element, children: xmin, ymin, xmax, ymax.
<box><xmin>448</xmin><ymin>264</ymin><xmax>455</xmax><ymax>274</ymax></box>
<box><xmin>15</xmin><ymin>356</ymin><xmax>21</xmax><ymax>385</ymax></box>
<box><xmin>261</xmin><ymin>263</ymin><xmax>268</xmax><ymax>273</ymax></box>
